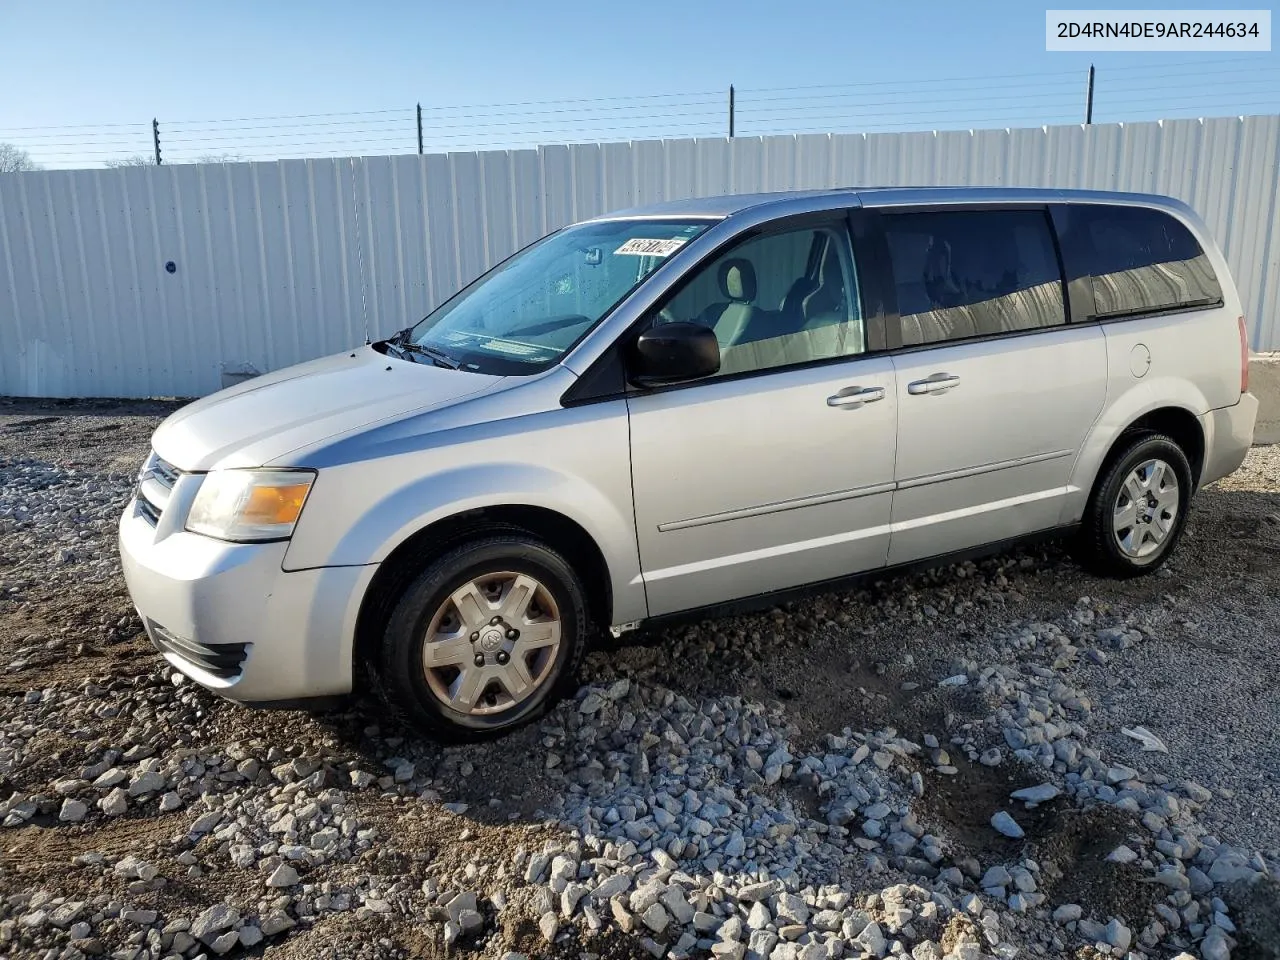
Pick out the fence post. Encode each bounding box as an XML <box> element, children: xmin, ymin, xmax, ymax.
<box><xmin>416</xmin><ymin>103</ymin><xmax>424</xmax><ymax>154</ymax></box>
<box><xmin>152</xmin><ymin>118</ymin><xmax>162</xmax><ymax>165</ymax></box>
<box><xmin>1085</xmin><ymin>65</ymin><xmax>1095</xmax><ymax>125</ymax></box>
<box><xmin>728</xmin><ymin>84</ymin><xmax>735</xmax><ymax>138</ymax></box>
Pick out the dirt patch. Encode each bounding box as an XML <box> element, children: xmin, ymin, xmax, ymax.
<box><xmin>917</xmin><ymin>755</ymin><xmax>1060</xmax><ymax>865</ymax></box>
<box><xmin>1224</xmin><ymin>875</ymin><xmax>1280</xmax><ymax>960</ymax></box>
<box><xmin>0</xmin><ymin>398</ymin><xmax>178</xmax><ymax>473</ymax></box>
<box><xmin>1033</xmin><ymin>805</ymin><xmax>1160</xmax><ymax>926</ymax></box>
<box><xmin>917</xmin><ymin>756</ymin><xmax>1160</xmax><ymax>925</ymax></box>
<box><xmin>0</xmin><ymin>813</ymin><xmax>179</xmax><ymax>870</ymax></box>
<box><xmin>263</xmin><ymin>915</ymin><xmax>424</xmax><ymax>960</ymax></box>
<box><xmin>782</xmin><ymin>778</ymin><xmax>825</xmax><ymax>823</ymax></box>
<box><xmin>501</xmin><ymin>918</ymin><xmax>654</xmax><ymax>960</ymax></box>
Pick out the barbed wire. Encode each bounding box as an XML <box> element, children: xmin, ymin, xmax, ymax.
<box><xmin>5</xmin><ymin>58</ymin><xmax>1277</xmax><ymax>170</ymax></box>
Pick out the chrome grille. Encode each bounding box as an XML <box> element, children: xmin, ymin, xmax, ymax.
<box><xmin>135</xmin><ymin>452</ymin><xmax>179</xmax><ymax>527</ymax></box>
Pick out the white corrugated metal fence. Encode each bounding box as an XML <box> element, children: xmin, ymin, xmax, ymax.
<box><xmin>2</xmin><ymin>115</ymin><xmax>1279</xmax><ymax>398</ymax></box>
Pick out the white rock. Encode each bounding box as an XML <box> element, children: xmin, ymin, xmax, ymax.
<box><xmin>209</xmin><ymin>930</ymin><xmax>239</xmax><ymax>955</ymax></box>
<box><xmin>1104</xmin><ymin>918</ymin><xmax>1132</xmax><ymax>950</ymax></box>
<box><xmin>593</xmin><ymin>873</ymin><xmax>632</xmax><ymax>900</ymax></box>
<box><xmin>538</xmin><ymin>911</ymin><xmax>559</xmax><ymax>942</ymax></box>
<box><xmin>1201</xmin><ymin>929</ymin><xmax>1231</xmax><ymax>960</ymax></box>
<box><xmin>259</xmin><ymin>911</ymin><xmax>295</xmax><ymax>936</ymax></box>
<box><xmin>856</xmin><ymin>921</ymin><xmax>888</xmax><ymax>957</ymax></box>
<box><xmin>1010</xmin><ymin>783</ymin><xmax>1060</xmax><ymax>804</ymax></box>
<box><xmin>561</xmin><ymin>883</ymin><xmax>589</xmax><ymax>917</ymax></box>
<box><xmin>737</xmin><ymin>880</ymin><xmax>781</xmax><ymax>902</ymax></box>
<box><xmin>239</xmin><ymin>926</ymin><xmax>263</xmax><ymax>948</ymax></box>
<box><xmin>127</xmin><ymin>770</ymin><xmax>165</xmax><ymax>796</ymax></box>
<box><xmin>990</xmin><ymin>810</ymin><xmax>1025</xmax><ymax>838</ymax></box>
<box><xmin>266</xmin><ymin>863</ymin><xmax>300</xmax><ymax>887</ymax></box>
<box><xmin>190</xmin><ymin>904</ymin><xmax>239</xmax><ymax>944</ymax></box>
<box><xmin>91</xmin><ymin>768</ymin><xmax>126</xmax><ymax>789</ymax></box>
<box><xmin>99</xmin><ymin>788</ymin><xmax>127</xmax><ymax>816</ymax></box>
<box><xmin>59</xmin><ymin>799</ymin><xmax>87</xmax><ymax>822</ymax></box>
<box><xmin>1106</xmin><ymin>844</ymin><xmax>1139</xmax><ymax>864</ymax></box>
<box><xmin>641</xmin><ymin>902</ymin><xmax>670</xmax><ymax>933</ymax></box>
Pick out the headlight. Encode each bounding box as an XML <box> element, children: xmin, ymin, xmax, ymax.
<box><xmin>186</xmin><ymin>469</ymin><xmax>315</xmax><ymax>542</ymax></box>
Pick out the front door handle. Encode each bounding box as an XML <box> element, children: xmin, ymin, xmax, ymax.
<box><xmin>827</xmin><ymin>385</ymin><xmax>886</xmax><ymax>407</ymax></box>
<box><xmin>907</xmin><ymin>373</ymin><xmax>961</xmax><ymax>395</ymax></box>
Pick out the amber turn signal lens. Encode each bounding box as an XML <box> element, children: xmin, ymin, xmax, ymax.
<box><xmin>241</xmin><ymin>482</ymin><xmax>311</xmax><ymax>526</ymax></box>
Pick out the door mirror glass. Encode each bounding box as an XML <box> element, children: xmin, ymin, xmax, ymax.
<box><xmin>628</xmin><ymin>322</ymin><xmax>720</xmax><ymax>387</ymax></box>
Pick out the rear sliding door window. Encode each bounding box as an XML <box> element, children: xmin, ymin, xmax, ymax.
<box><xmin>882</xmin><ymin>209</ymin><xmax>1066</xmax><ymax>347</ymax></box>
<box><xmin>1079</xmin><ymin>205</ymin><xmax>1222</xmax><ymax>319</ymax></box>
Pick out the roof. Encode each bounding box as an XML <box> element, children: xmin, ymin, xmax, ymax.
<box><xmin>588</xmin><ymin>186</ymin><xmax>1191</xmax><ymax>222</ymax></box>
<box><xmin>588</xmin><ymin>190</ymin><xmax>856</xmax><ymax>221</ymax></box>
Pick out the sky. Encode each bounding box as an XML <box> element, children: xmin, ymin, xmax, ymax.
<box><xmin>1</xmin><ymin>0</ymin><xmax>1277</xmax><ymax>168</ymax></box>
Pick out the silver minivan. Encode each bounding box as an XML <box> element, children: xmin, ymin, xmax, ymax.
<box><xmin>119</xmin><ymin>187</ymin><xmax>1258</xmax><ymax>737</ymax></box>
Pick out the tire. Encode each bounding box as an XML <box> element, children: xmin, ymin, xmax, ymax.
<box><xmin>1077</xmin><ymin>431</ymin><xmax>1193</xmax><ymax>578</ymax></box>
<box><xmin>371</xmin><ymin>534</ymin><xmax>589</xmax><ymax>740</ymax></box>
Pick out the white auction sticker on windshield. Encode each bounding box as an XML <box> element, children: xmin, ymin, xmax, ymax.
<box><xmin>614</xmin><ymin>237</ymin><xmax>689</xmax><ymax>257</ymax></box>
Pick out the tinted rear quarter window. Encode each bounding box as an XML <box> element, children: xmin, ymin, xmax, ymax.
<box><xmin>1080</xmin><ymin>205</ymin><xmax>1221</xmax><ymax>318</ymax></box>
<box><xmin>882</xmin><ymin>209</ymin><xmax>1066</xmax><ymax>346</ymax></box>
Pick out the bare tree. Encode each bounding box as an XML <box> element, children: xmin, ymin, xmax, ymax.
<box><xmin>104</xmin><ymin>155</ymin><xmax>153</xmax><ymax>168</ymax></box>
<box><xmin>105</xmin><ymin>152</ymin><xmax>249</xmax><ymax>168</ymax></box>
<box><xmin>0</xmin><ymin>143</ymin><xmax>41</xmax><ymax>173</ymax></box>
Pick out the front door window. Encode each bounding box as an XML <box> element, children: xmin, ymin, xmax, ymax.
<box><xmin>654</xmin><ymin>223</ymin><xmax>865</xmax><ymax>377</ymax></box>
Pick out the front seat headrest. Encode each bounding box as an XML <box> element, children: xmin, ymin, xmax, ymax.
<box><xmin>717</xmin><ymin>258</ymin><xmax>757</xmax><ymax>302</ymax></box>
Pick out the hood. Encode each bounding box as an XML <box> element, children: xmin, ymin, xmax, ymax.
<box><xmin>152</xmin><ymin>346</ymin><xmax>504</xmax><ymax>471</ymax></box>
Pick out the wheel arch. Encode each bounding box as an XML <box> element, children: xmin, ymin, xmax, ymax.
<box><xmin>1067</xmin><ymin>377</ymin><xmax>1211</xmax><ymax>525</ymax></box>
<box><xmin>1110</xmin><ymin>405</ymin><xmax>1205</xmax><ymax>488</ymax></box>
<box><xmin>352</xmin><ymin>504</ymin><xmax>614</xmax><ymax>687</ymax></box>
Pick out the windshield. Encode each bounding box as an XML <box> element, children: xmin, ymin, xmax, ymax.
<box><xmin>402</xmin><ymin>219</ymin><xmax>711</xmax><ymax>374</ymax></box>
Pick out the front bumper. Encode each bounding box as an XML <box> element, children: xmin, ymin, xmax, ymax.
<box><xmin>118</xmin><ymin>497</ymin><xmax>376</xmax><ymax>703</ymax></box>
<box><xmin>1199</xmin><ymin>392</ymin><xmax>1260</xmax><ymax>488</ymax></box>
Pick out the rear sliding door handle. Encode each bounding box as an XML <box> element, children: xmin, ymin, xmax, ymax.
<box><xmin>827</xmin><ymin>385</ymin><xmax>886</xmax><ymax>407</ymax></box>
<box><xmin>907</xmin><ymin>373</ymin><xmax>961</xmax><ymax>395</ymax></box>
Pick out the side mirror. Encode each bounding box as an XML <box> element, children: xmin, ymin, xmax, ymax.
<box><xmin>627</xmin><ymin>322</ymin><xmax>720</xmax><ymax>387</ymax></box>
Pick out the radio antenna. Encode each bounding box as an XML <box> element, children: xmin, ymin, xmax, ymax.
<box><xmin>348</xmin><ymin>157</ymin><xmax>372</xmax><ymax>345</ymax></box>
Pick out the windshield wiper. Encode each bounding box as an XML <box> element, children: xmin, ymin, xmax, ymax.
<box><xmin>386</xmin><ymin>328</ymin><xmax>462</xmax><ymax>370</ymax></box>
<box><xmin>398</xmin><ymin>340</ymin><xmax>461</xmax><ymax>370</ymax></box>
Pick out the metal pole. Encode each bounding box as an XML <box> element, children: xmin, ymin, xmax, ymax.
<box><xmin>416</xmin><ymin>103</ymin><xmax>424</xmax><ymax>154</ymax></box>
<box><xmin>1085</xmin><ymin>65</ymin><xmax>1095</xmax><ymax>125</ymax></box>
<box><xmin>152</xmin><ymin>118</ymin><xmax>162</xmax><ymax>165</ymax></box>
<box><xmin>728</xmin><ymin>84</ymin><xmax>735</xmax><ymax>138</ymax></box>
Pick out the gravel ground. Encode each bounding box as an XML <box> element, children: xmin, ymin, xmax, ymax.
<box><xmin>0</xmin><ymin>397</ymin><xmax>1277</xmax><ymax>960</ymax></box>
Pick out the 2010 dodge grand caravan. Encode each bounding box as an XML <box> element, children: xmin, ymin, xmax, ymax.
<box><xmin>119</xmin><ymin>187</ymin><xmax>1258</xmax><ymax>738</ymax></box>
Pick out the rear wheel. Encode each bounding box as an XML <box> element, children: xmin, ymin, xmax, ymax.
<box><xmin>372</xmin><ymin>535</ymin><xmax>589</xmax><ymax>739</ymax></box>
<box><xmin>1078</xmin><ymin>432</ymin><xmax>1193</xmax><ymax>578</ymax></box>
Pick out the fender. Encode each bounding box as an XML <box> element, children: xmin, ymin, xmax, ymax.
<box><xmin>284</xmin><ymin>460</ymin><xmax>648</xmax><ymax>625</ymax></box>
<box><xmin>1061</xmin><ymin>375</ymin><xmax>1209</xmax><ymax>524</ymax></box>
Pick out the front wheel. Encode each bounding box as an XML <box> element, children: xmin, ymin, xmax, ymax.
<box><xmin>372</xmin><ymin>535</ymin><xmax>589</xmax><ymax>739</ymax></box>
<box><xmin>1078</xmin><ymin>432</ymin><xmax>1193</xmax><ymax>578</ymax></box>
